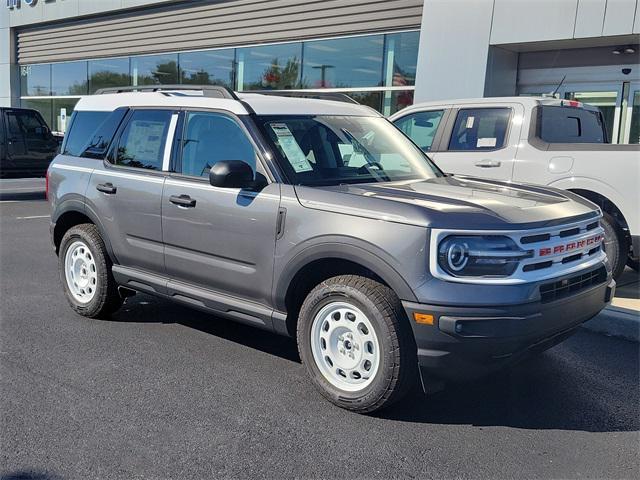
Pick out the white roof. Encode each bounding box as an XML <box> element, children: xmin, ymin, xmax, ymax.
<box><xmin>74</xmin><ymin>90</ymin><xmax>380</xmax><ymax>117</ymax></box>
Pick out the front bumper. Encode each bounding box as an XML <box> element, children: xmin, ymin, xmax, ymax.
<box><xmin>403</xmin><ymin>265</ymin><xmax>614</xmax><ymax>384</ymax></box>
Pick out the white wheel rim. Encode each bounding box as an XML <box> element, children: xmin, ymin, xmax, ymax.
<box><xmin>310</xmin><ymin>301</ymin><xmax>381</xmax><ymax>392</ymax></box>
<box><xmin>64</xmin><ymin>240</ymin><xmax>98</xmax><ymax>304</ymax></box>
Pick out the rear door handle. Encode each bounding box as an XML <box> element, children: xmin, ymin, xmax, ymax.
<box><xmin>169</xmin><ymin>194</ymin><xmax>196</xmax><ymax>208</ymax></box>
<box><xmin>96</xmin><ymin>182</ymin><xmax>117</xmax><ymax>194</ymax></box>
<box><xmin>474</xmin><ymin>159</ymin><xmax>501</xmax><ymax>168</ymax></box>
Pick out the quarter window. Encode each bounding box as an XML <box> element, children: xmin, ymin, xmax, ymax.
<box><xmin>448</xmin><ymin>108</ymin><xmax>511</xmax><ymax>151</ymax></box>
<box><xmin>115</xmin><ymin>110</ymin><xmax>173</xmax><ymax>170</ymax></box>
<box><xmin>180</xmin><ymin>112</ymin><xmax>256</xmax><ymax>178</ymax></box>
<box><xmin>394</xmin><ymin>110</ymin><xmax>444</xmax><ymax>151</ymax></box>
<box><xmin>64</xmin><ymin>111</ymin><xmax>111</xmax><ymax>156</ymax></box>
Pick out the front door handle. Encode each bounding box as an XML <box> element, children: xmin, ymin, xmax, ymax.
<box><xmin>96</xmin><ymin>182</ymin><xmax>117</xmax><ymax>194</ymax></box>
<box><xmin>474</xmin><ymin>159</ymin><xmax>501</xmax><ymax>168</ymax></box>
<box><xmin>169</xmin><ymin>194</ymin><xmax>196</xmax><ymax>208</ymax></box>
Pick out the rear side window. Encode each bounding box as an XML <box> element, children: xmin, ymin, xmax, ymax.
<box><xmin>538</xmin><ymin>106</ymin><xmax>606</xmax><ymax>143</ymax></box>
<box><xmin>448</xmin><ymin>108</ymin><xmax>510</xmax><ymax>151</ymax></box>
<box><xmin>63</xmin><ymin>111</ymin><xmax>111</xmax><ymax>156</ymax></box>
<box><xmin>394</xmin><ymin>110</ymin><xmax>444</xmax><ymax>151</ymax></box>
<box><xmin>5</xmin><ymin>110</ymin><xmax>48</xmax><ymax>139</ymax></box>
<box><xmin>115</xmin><ymin>110</ymin><xmax>173</xmax><ymax>171</ymax></box>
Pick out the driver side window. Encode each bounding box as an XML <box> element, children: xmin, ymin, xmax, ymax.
<box><xmin>180</xmin><ymin>112</ymin><xmax>256</xmax><ymax>178</ymax></box>
<box><xmin>394</xmin><ymin>110</ymin><xmax>444</xmax><ymax>152</ymax></box>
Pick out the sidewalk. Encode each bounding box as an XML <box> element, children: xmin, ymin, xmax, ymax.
<box><xmin>583</xmin><ymin>267</ymin><xmax>640</xmax><ymax>342</ymax></box>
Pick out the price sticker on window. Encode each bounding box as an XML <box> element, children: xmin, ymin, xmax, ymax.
<box><xmin>270</xmin><ymin>123</ymin><xmax>313</xmax><ymax>173</ymax></box>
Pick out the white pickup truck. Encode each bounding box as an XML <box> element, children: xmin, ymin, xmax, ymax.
<box><xmin>390</xmin><ymin>96</ymin><xmax>640</xmax><ymax>278</ymax></box>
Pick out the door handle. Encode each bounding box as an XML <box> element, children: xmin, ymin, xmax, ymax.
<box><xmin>169</xmin><ymin>194</ymin><xmax>196</xmax><ymax>208</ymax></box>
<box><xmin>474</xmin><ymin>159</ymin><xmax>501</xmax><ymax>168</ymax></box>
<box><xmin>96</xmin><ymin>182</ymin><xmax>117</xmax><ymax>194</ymax></box>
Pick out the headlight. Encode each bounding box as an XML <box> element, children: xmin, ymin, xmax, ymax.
<box><xmin>437</xmin><ymin>235</ymin><xmax>533</xmax><ymax>277</ymax></box>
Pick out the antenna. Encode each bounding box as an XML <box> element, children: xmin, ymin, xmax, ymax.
<box><xmin>551</xmin><ymin>75</ymin><xmax>566</xmax><ymax>98</ymax></box>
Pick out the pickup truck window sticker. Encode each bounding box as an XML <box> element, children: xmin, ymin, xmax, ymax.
<box><xmin>477</xmin><ymin>137</ymin><xmax>497</xmax><ymax>148</ymax></box>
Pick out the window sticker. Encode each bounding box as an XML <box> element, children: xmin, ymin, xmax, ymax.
<box><xmin>477</xmin><ymin>137</ymin><xmax>497</xmax><ymax>148</ymax></box>
<box><xmin>465</xmin><ymin>116</ymin><xmax>475</xmax><ymax>129</ymax></box>
<box><xmin>270</xmin><ymin>123</ymin><xmax>313</xmax><ymax>173</ymax></box>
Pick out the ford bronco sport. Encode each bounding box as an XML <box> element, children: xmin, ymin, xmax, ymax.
<box><xmin>49</xmin><ymin>86</ymin><xmax>615</xmax><ymax>413</ymax></box>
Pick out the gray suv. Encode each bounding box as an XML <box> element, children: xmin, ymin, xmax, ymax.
<box><xmin>48</xmin><ymin>86</ymin><xmax>614</xmax><ymax>413</ymax></box>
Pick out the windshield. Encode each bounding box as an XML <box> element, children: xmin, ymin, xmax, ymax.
<box><xmin>257</xmin><ymin>115</ymin><xmax>443</xmax><ymax>186</ymax></box>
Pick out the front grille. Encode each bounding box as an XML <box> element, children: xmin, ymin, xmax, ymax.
<box><xmin>516</xmin><ymin>217</ymin><xmax>605</xmax><ymax>278</ymax></box>
<box><xmin>539</xmin><ymin>266</ymin><xmax>607</xmax><ymax>303</ymax></box>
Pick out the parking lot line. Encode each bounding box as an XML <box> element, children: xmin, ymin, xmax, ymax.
<box><xmin>15</xmin><ymin>215</ymin><xmax>49</xmax><ymax>220</ymax></box>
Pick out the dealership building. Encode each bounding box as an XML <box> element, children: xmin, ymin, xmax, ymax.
<box><xmin>1</xmin><ymin>0</ymin><xmax>639</xmax><ymax>143</ymax></box>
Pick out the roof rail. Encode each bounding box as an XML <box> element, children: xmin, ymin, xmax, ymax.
<box><xmin>94</xmin><ymin>85</ymin><xmax>239</xmax><ymax>100</ymax></box>
<box><xmin>242</xmin><ymin>90</ymin><xmax>359</xmax><ymax>104</ymax></box>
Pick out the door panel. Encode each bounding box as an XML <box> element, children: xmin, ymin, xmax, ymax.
<box><xmin>162</xmin><ymin>180</ymin><xmax>281</xmax><ymax>305</ymax></box>
<box><xmin>87</xmin><ymin>167</ymin><xmax>166</xmax><ymax>273</ymax></box>
<box><xmin>162</xmin><ymin>110</ymin><xmax>280</xmax><ymax>306</ymax></box>
<box><xmin>86</xmin><ymin>109</ymin><xmax>176</xmax><ymax>275</ymax></box>
<box><xmin>431</xmin><ymin>104</ymin><xmax>524</xmax><ymax>181</ymax></box>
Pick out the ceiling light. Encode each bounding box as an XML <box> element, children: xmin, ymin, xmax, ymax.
<box><xmin>624</xmin><ymin>47</ymin><xmax>636</xmax><ymax>54</ymax></box>
<box><xmin>612</xmin><ymin>49</ymin><xmax>622</xmax><ymax>54</ymax></box>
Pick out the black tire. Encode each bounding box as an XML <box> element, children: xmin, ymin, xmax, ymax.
<box><xmin>601</xmin><ymin>212</ymin><xmax>628</xmax><ymax>279</ymax></box>
<box><xmin>297</xmin><ymin>275</ymin><xmax>417</xmax><ymax>413</ymax></box>
<box><xmin>59</xmin><ymin>223</ymin><xmax>123</xmax><ymax>318</ymax></box>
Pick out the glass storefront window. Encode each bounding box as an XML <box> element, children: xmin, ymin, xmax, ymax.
<box><xmin>347</xmin><ymin>91</ymin><xmax>383</xmax><ymax>112</ymax></box>
<box><xmin>302</xmin><ymin>35</ymin><xmax>384</xmax><ymax>88</ymax></box>
<box><xmin>20</xmin><ymin>64</ymin><xmax>51</xmax><ymax>96</ymax></box>
<box><xmin>628</xmin><ymin>91</ymin><xmax>640</xmax><ymax>144</ymax></box>
<box><xmin>238</xmin><ymin>43</ymin><xmax>302</xmax><ymax>90</ymax></box>
<box><xmin>385</xmin><ymin>31</ymin><xmax>419</xmax><ymax>87</ymax></box>
<box><xmin>389</xmin><ymin>90</ymin><xmax>414</xmax><ymax>114</ymax></box>
<box><xmin>52</xmin><ymin>61</ymin><xmax>88</xmax><ymax>95</ymax></box>
<box><xmin>52</xmin><ymin>98</ymin><xmax>80</xmax><ymax>133</ymax></box>
<box><xmin>89</xmin><ymin>58</ymin><xmax>131</xmax><ymax>93</ymax></box>
<box><xmin>131</xmin><ymin>54</ymin><xmax>179</xmax><ymax>85</ymax></box>
<box><xmin>179</xmin><ymin>49</ymin><xmax>235</xmax><ymax>87</ymax></box>
<box><xmin>21</xmin><ymin>99</ymin><xmax>53</xmax><ymax>129</ymax></box>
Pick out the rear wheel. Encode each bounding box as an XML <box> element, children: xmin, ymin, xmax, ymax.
<box><xmin>601</xmin><ymin>212</ymin><xmax>628</xmax><ymax>279</ymax></box>
<box><xmin>297</xmin><ymin>275</ymin><xmax>417</xmax><ymax>413</ymax></box>
<box><xmin>59</xmin><ymin>224</ymin><xmax>123</xmax><ymax>318</ymax></box>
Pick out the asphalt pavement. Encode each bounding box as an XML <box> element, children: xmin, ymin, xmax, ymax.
<box><xmin>1</xmin><ymin>189</ymin><xmax>639</xmax><ymax>479</ymax></box>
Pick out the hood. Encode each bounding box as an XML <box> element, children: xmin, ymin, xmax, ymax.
<box><xmin>294</xmin><ymin>176</ymin><xmax>598</xmax><ymax>229</ymax></box>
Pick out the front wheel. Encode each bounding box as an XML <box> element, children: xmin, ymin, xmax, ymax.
<box><xmin>297</xmin><ymin>275</ymin><xmax>417</xmax><ymax>413</ymax></box>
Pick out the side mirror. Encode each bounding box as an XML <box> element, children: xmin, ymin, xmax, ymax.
<box><xmin>414</xmin><ymin>119</ymin><xmax>433</xmax><ymax>128</ymax></box>
<box><xmin>209</xmin><ymin>160</ymin><xmax>258</xmax><ymax>189</ymax></box>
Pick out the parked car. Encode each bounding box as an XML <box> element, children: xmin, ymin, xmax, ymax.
<box><xmin>48</xmin><ymin>86</ymin><xmax>614</xmax><ymax>413</ymax></box>
<box><xmin>390</xmin><ymin>97</ymin><xmax>640</xmax><ymax>279</ymax></box>
<box><xmin>0</xmin><ymin>107</ymin><xmax>59</xmax><ymax>178</ymax></box>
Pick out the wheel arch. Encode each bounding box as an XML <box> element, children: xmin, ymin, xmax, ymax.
<box><xmin>274</xmin><ymin>243</ymin><xmax>417</xmax><ymax>337</ymax></box>
<box><xmin>53</xmin><ymin>201</ymin><xmax>117</xmax><ymax>263</ymax></box>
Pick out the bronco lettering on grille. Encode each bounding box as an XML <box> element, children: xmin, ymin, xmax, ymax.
<box><xmin>539</xmin><ymin>234</ymin><xmax>604</xmax><ymax>257</ymax></box>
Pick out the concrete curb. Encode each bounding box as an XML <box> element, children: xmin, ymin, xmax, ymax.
<box><xmin>582</xmin><ymin>305</ymin><xmax>640</xmax><ymax>342</ymax></box>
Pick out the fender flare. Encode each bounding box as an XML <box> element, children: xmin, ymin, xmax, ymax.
<box><xmin>273</xmin><ymin>240</ymin><xmax>418</xmax><ymax>312</ymax></box>
<box><xmin>53</xmin><ymin>196</ymin><xmax>118</xmax><ymax>264</ymax></box>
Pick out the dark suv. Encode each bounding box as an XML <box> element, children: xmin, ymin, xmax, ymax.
<box><xmin>1</xmin><ymin>107</ymin><xmax>60</xmax><ymax>178</ymax></box>
<box><xmin>48</xmin><ymin>86</ymin><xmax>614</xmax><ymax>413</ymax></box>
